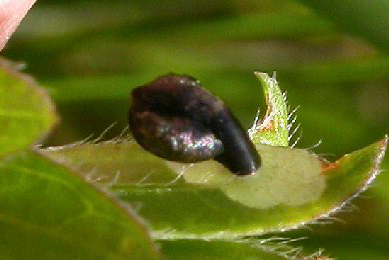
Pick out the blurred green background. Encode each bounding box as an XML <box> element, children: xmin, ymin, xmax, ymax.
<box><xmin>3</xmin><ymin>0</ymin><xmax>388</xmax><ymax>259</ymax></box>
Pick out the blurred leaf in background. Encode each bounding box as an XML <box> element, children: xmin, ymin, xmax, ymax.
<box><xmin>2</xmin><ymin>0</ymin><xmax>388</xmax><ymax>259</ymax></box>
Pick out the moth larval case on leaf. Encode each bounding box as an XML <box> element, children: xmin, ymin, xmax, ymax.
<box><xmin>167</xmin><ymin>72</ymin><xmax>326</xmax><ymax>209</ymax></box>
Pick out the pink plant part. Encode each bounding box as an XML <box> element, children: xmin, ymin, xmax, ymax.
<box><xmin>0</xmin><ymin>0</ymin><xmax>36</xmax><ymax>51</ymax></box>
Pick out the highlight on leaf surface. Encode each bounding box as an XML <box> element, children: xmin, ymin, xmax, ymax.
<box><xmin>43</xmin><ymin>72</ymin><xmax>387</xmax><ymax>239</ymax></box>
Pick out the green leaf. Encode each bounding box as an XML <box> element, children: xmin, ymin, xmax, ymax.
<box><xmin>0</xmin><ymin>59</ymin><xmax>57</xmax><ymax>157</ymax></box>
<box><xmin>0</xmin><ymin>151</ymin><xmax>160</xmax><ymax>260</ymax></box>
<box><xmin>249</xmin><ymin>72</ymin><xmax>289</xmax><ymax>146</ymax></box>
<box><xmin>159</xmin><ymin>238</ymin><xmax>326</xmax><ymax>260</ymax></box>
<box><xmin>0</xmin><ymin>57</ymin><xmax>159</xmax><ymax>258</ymax></box>
<box><xmin>43</xmin><ymin>70</ymin><xmax>387</xmax><ymax>241</ymax></box>
<box><xmin>45</xmin><ymin>136</ymin><xmax>386</xmax><ymax>239</ymax></box>
<box><xmin>298</xmin><ymin>232</ymin><xmax>389</xmax><ymax>260</ymax></box>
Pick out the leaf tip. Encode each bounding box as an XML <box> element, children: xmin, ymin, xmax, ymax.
<box><xmin>253</xmin><ymin>71</ymin><xmax>275</xmax><ymax>94</ymax></box>
<box><xmin>253</xmin><ymin>70</ymin><xmax>267</xmax><ymax>79</ymax></box>
<box><xmin>376</xmin><ymin>133</ymin><xmax>388</xmax><ymax>169</ymax></box>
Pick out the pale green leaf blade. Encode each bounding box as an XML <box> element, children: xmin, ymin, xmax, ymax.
<box><xmin>0</xmin><ymin>59</ymin><xmax>57</xmax><ymax>157</ymax></box>
<box><xmin>249</xmin><ymin>72</ymin><xmax>289</xmax><ymax>147</ymax></box>
<box><xmin>43</xmin><ymin>136</ymin><xmax>387</xmax><ymax>239</ymax></box>
<box><xmin>0</xmin><ymin>152</ymin><xmax>160</xmax><ymax>260</ymax></box>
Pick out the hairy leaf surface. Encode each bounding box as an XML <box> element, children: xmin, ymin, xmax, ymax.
<box><xmin>43</xmin><ymin>73</ymin><xmax>388</xmax><ymax>238</ymax></box>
